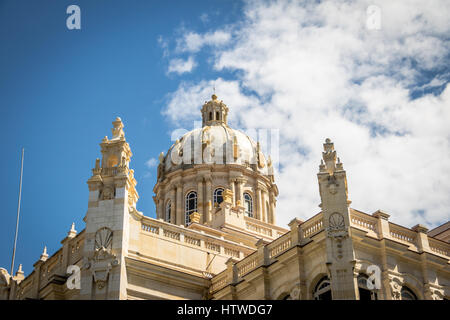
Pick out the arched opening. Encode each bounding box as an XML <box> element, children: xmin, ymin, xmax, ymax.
<box><xmin>357</xmin><ymin>274</ymin><xmax>377</xmax><ymax>300</ymax></box>
<box><xmin>216</xmin><ymin>111</ymin><xmax>220</xmax><ymax>121</ymax></box>
<box><xmin>244</xmin><ymin>193</ymin><xmax>253</xmax><ymax>218</ymax></box>
<box><xmin>107</xmin><ymin>154</ymin><xmax>119</xmax><ymax>167</ymax></box>
<box><xmin>401</xmin><ymin>286</ymin><xmax>417</xmax><ymax>300</ymax></box>
<box><xmin>185</xmin><ymin>191</ymin><xmax>197</xmax><ymax>226</ymax></box>
<box><xmin>165</xmin><ymin>201</ymin><xmax>171</xmax><ymax>222</ymax></box>
<box><xmin>313</xmin><ymin>276</ymin><xmax>331</xmax><ymax>300</ymax></box>
<box><xmin>213</xmin><ymin>188</ymin><xmax>224</xmax><ymax>206</ymax></box>
<box><xmin>209</xmin><ymin>112</ymin><xmax>212</xmax><ymax>121</ymax></box>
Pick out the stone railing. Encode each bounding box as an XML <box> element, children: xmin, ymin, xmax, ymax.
<box><xmin>351</xmin><ymin>210</ymin><xmax>449</xmax><ymax>258</ymax></box>
<box><xmin>429</xmin><ymin>238</ymin><xmax>449</xmax><ymax>257</ymax></box>
<box><xmin>350</xmin><ymin>210</ymin><xmax>377</xmax><ymax>233</ymax></box>
<box><xmin>210</xmin><ymin>229</ymin><xmax>295</xmax><ymax>294</ymax></box>
<box><xmin>210</xmin><ymin>270</ymin><xmax>230</xmax><ymax>293</ymax></box>
<box><xmin>302</xmin><ymin>214</ymin><xmax>324</xmax><ymax>238</ymax></box>
<box><xmin>140</xmin><ymin>218</ymin><xmax>254</xmax><ymax>260</ymax></box>
<box><xmin>210</xmin><ymin>210</ymin><xmax>450</xmax><ymax>295</ymax></box>
<box><xmin>141</xmin><ymin>224</ymin><xmax>159</xmax><ymax>234</ymax></box>
<box><xmin>389</xmin><ymin>224</ymin><xmax>417</xmax><ymax>245</ymax></box>
<box><xmin>245</xmin><ymin>221</ymin><xmax>273</xmax><ymax>237</ymax></box>
<box><xmin>224</xmin><ymin>247</ymin><xmax>240</xmax><ymax>258</ymax></box>
<box><xmin>236</xmin><ymin>253</ymin><xmax>259</xmax><ymax>278</ymax></box>
<box><xmin>268</xmin><ymin>233</ymin><xmax>292</xmax><ymax>259</ymax></box>
<box><xmin>100</xmin><ymin>166</ymin><xmax>128</xmax><ymax>177</ymax></box>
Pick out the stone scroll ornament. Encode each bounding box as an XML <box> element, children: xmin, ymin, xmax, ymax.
<box><xmin>84</xmin><ymin>227</ymin><xmax>119</xmax><ymax>289</ymax></box>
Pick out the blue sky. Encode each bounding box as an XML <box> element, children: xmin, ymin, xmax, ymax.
<box><xmin>1</xmin><ymin>0</ymin><xmax>450</xmax><ymax>277</ymax></box>
<box><xmin>0</xmin><ymin>0</ymin><xmax>243</xmax><ymax>276</ymax></box>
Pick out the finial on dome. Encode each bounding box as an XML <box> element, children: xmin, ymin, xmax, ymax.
<box><xmin>212</xmin><ymin>94</ymin><xmax>217</xmax><ymax>100</ymax></box>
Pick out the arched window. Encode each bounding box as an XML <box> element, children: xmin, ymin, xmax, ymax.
<box><xmin>357</xmin><ymin>274</ymin><xmax>377</xmax><ymax>300</ymax></box>
<box><xmin>209</xmin><ymin>112</ymin><xmax>212</xmax><ymax>121</ymax></box>
<box><xmin>214</xmin><ymin>188</ymin><xmax>224</xmax><ymax>206</ymax></box>
<box><xmin>313</xmin><ymin>276</ymin><xmax>331</xmax><ymax>300</ymax></box>
<box><xmin>244</xmin><ymin>193</ymin><xmax>253</xmax><ymax>217</ymax></box>
<box><xmin>401</xmin><ymin>286</ymin><xmax>417</xmax><ymax>300</ymax></box>
<box><xmin>165</xmin><ymin>201</ymin><xmax>171</xmax><ymax>222</ymax></box>
<box><xmin>185</xmin><ymin>191</ymin><xmax>197</xmax><ymax>226</ymax></box>
<box><xmin>107</xmin><ymin>155</ymin><xmax>119</xmax><ymax>167</ymax></box>
<box><xmin>216</xmin><ymin>111</ymin><xmax>220</xmax><ymax>120</ymax></box>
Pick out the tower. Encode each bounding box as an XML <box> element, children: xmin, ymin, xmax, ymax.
<box><xmin>201</xmin><ymin>94</ymin><xmax>229</xmax><ymax>127</ymax></box>
<box><xmin>80</xmin><ymin>117</ymin><xmax>139</xmax><ymax>299</ymax></box>
<box><xmin>317</xmin><ymin>138</ymin><xmax>358</xmax><ymax>299</ymax></box>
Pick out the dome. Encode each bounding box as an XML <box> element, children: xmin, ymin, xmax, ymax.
<box><xmin>153</xmin><ymin>95</ymin><xmax>278</xmax><ymax>229</ymax></box>
<box><xmin>163</xmin><ymin>123</ymin><xmax>272</xmax><ymax>176</ymax></box>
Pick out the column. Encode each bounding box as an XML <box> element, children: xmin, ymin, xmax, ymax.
<box><xmin>197</xmin><ymin>177</ymin><xmax>204</xmax><ymax>223</ymax></box>
<box><xmin>229</xmin><ymin>178</ymin><xmax>236</xmax><ymax>206</ymax></box>
<box><xmin>157</xmin><ymin>193</ymin><xmax>164</xmax><ymax>220</ymax></box>
<box><xmin>262</xmin><ymin>190</ymin><xmax>269</xmax><ymax>223</ymax></box>
<box><xmin>236</xmin><ymin>178</ymin><xmax>246</xmax><ymax>206</ymax></box>
<box><xmin>170</xmin><ymin>188</ymin><xmax>176</xmax><ymax>224</ymax></box>
<box><xmin>205</xmin><ymin>176</ymin><xmax>212</xmax><ymax>223</ymax></box>
<box><xmin>269</xmin><ymin>191</ymin><xmax>276</xmax><ymax>225</ymax></box>
<box><xmin>176</xmin><ymin>183</ymin><xmax>183</xmax><ymax>226</ymax></box>
<box><xmin>256</xmin><ymin>186</ymin><xmax>263</xmax><ymax>221</ymax></box>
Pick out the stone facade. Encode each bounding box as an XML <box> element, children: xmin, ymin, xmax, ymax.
<box><xmin>0</xmin><ymin>95</ymin><xmax>449</xmax><ymax>300</ymax></box>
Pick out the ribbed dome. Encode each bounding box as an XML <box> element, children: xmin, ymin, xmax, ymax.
<box><xmin>163</xmin><ymin>123</ymin><xmax>271</xmax><ymax>176</ymax></box>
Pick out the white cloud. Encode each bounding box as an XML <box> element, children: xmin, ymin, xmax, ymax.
<box><xmin>146</xmin><ymin>158</ymin><xmax>158</xmax><ymax>168</ymax></box>
<box><xmin>162</xmin><ymin>0</ymin><xmax>450</xmax><ymax>229</ymax></box>
<box><xmin>176</xmin><ymin>30</ymin><xmax>231</xmax><ymax>53</ymax></box>
<box><xmin>167</xmin><ymin>56</ymin><xmax>197</xmax><ymax>74</ymax></box>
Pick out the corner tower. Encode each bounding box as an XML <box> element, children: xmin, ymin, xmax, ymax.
<box><xmin>81</xmin><ymin>117</ymin><xmax>139</xmax><ymax>299</ymax></box>
<box><xmin>317</xmin><ymin>139</ymin><xmax>358</xmax><ymax>299</ymax></box>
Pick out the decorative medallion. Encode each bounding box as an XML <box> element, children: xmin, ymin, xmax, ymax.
<box><xmin>88</xmin><ymin>227</ymin><xmax>119</xmax><ymax>289</ymax></box>
<box><xmin>329</xmin><ymin>213</ymin><xmax>345</xmax><ymax>231</ymax></box>
<box><xmin>327</xmin><ymin>212</ymin><xmax>347</xmax><ymax>239</ymax></box>
<box><xmin>95</xmin><ymin>227</ymin><xmax>113</xmax><ymax>253</ymax></box>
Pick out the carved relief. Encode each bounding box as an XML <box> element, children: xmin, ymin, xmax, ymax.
<box><xmin>101</xmin><ymin>186</ymin><xmax>115</xmax><ymax>200</ymax></box>
<box><xmin>327</xmin><ymin>175</ymin><xmax>339</xmax><ymax>194</ymax></box>
<box><xmin>289</xmin><ymin>283</ymin><xmax>301</xmax><ymax>300</ymax></box>
<box><xmin>85</xmin><ymin>227</ymin><xmax>119</xmax><ymax>289</ymax></box>
<box><xmin>389</xmin><ymin>278</ymin><xmax>402</xmax><ymax>300</ymax></box>
<box><xmin>95</xmin><ymin>227</ymin><xmax>113</xmax><ymax>253</ymax></box>
<box><xmin>327</xmin><ymin>213</ymin><xmax>347</xmax><ymax>260</ymax></box>
<box><xmin>329</xmin><ymin>213</ymin><xmax>345</xmax><ymax>231</ymax></box>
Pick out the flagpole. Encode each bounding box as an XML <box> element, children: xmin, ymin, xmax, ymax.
<box><xmin>11</xmin><ymin>148</ymin><xmax>24</xmax><ymax>276</ymax></box>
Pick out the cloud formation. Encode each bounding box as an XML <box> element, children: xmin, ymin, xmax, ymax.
<box><xmin>161</xmin><ymin>0</ymin><xmax>450</xmax><ymax>229</ymax></box>
<box><xmin>167</xmin><ymin>56</ymin><xmax>197</xmax><ymax>74</ymax></box>
<box><xmin>146</xmin><ymin>157</ymin><xmax>158</xmax><ymax>168</ymax></box>
<box><xmin>176</xmin><ymin>30</ymin><xmax>231</xmax><ymax>53</ymax></box>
